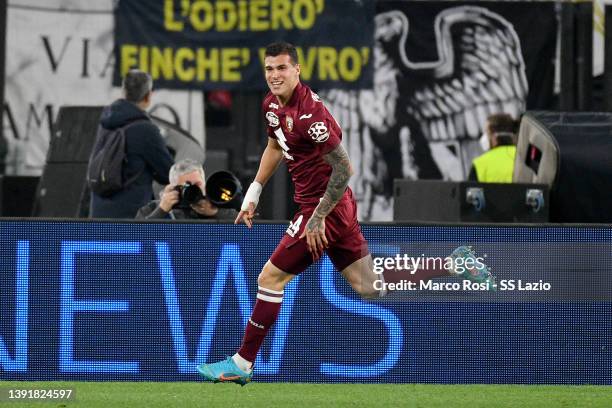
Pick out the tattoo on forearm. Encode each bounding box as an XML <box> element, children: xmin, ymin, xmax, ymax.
<box><xmin>309</xmin><ymin>144</ymin><xmax>352</xmax><ymax>227</ymax></box>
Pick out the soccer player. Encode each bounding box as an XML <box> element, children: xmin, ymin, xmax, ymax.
<box><xmin>197</xmin><ymin>42</ymin><xmax>493</xmax><ymax>385</ymax></box>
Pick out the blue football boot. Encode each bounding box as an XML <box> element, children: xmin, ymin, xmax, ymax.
<box><xmin>449</xmin><ymin>245</ymin><xmax>497</xmax><ymax>290</ymax></box>
<box><xmin>197</xmin><ymin>357</ymin><xmax>253</xmax><ymax>386</ymax></box>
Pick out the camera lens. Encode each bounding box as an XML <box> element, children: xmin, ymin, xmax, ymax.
<box><xmin>173</xmin><ymin>182</ymin><xmax>204</xmax><ymax>209</ymax></box>
<box><xmin>182</xmin><ymin>183</ymin><xmax>204</xmax><ymax>205</ymax></box>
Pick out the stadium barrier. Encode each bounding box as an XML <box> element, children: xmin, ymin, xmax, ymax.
<box><xmin>1</xmin><ymin>220</ymin><xmax>610</xmax><ymax>384</ymax></box>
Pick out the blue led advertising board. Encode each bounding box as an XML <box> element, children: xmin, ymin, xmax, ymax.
<box><xmin>1</xmin><ymin>221</ymin><xmax>610</xmax><ymax>384</ymax></box>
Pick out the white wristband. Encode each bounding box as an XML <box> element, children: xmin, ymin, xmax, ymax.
<box><xmin>241</xmin><ymin>181</ymin><xmax>263</xmax><ymax>211</ymax></box>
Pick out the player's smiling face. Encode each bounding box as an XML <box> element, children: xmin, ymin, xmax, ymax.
<box><xmin>264</xmin><ymin>53</ymin><xmax>300</xmax><ymax>105</ymax></box>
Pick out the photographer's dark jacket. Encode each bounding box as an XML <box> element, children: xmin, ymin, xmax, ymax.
<box><xmin>89</xmin><ymin>99</ymin><xmax>173</xmax><ymax>218</ymax></box>
<box><xmin>135</xmin><ymin>200</ymin><xmax>237</xmax><ymax>220</ymax></box>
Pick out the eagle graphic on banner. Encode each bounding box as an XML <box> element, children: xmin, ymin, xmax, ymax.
<box><xmin>322</xmin><ymin>6</ymin><xmax>528</xmax><ymax>220</ymax></box>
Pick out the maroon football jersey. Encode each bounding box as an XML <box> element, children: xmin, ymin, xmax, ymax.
<box><xmin>263</xmin><ymin>82</ymin><xmax>350</xmax><ymax>206</ymax></box>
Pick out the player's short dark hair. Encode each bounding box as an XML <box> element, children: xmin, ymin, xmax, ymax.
<box><xmin>122</xmin><ymin>69</ymin><xmax>153</xmax><ymax>103</ymax></box>
<box><xmin>265</xmin><ymin>42</ymin><xmax>299</xmax><ymax>65</ymax></box>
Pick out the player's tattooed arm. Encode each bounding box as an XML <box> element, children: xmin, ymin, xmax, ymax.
<box><xmin>311</xmin><ymin>143</ymin><xmax>353</xmax><ymax>222</ymax></box>
<box><xmin>301</xmin><ymin>143</ymin><xmax>352</xmax><ymax>258</ymax></box>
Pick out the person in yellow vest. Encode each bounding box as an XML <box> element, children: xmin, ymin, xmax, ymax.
<box><xmin>468</xmin><ymin>113</ymin><xmax>519</xmax><ymax>183</ymax></box>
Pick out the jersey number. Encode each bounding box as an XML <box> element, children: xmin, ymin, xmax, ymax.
<box><xmin>286</xmin><ymin>215</ymin><xmax>303</xmax><ymax>237</ymax></box>
<box><xmin>274</xmin><ymin>128</ymin><xmax>294</xmax><ymax>161</ymax></box>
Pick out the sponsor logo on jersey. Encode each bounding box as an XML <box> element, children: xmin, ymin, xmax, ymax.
<box><xmin>274</xmin><ymin>127</ymin><xmax>294</xmax><ymax>160</ymax></box>
<box><xmin>308</xmin><ymin>122</ymin><xmax>330</xmax><ymax>143</ymax></box>
<box><xmin>266</xmin><ymin>111</ymin><xmax>279</xmax><ymax>127</ymax></box>
<box><xmin>311</xmin><ymin>91</ymin><xmax>321</xmax><ymax>102</ymax></box>
<box><xmin>268</xmin><ymin>102</ymin><xmax>279</xmax><ymax>109</ymax></box>
<box><xmin>286</xmin><ymin>116</ymin><xmax>293</xmax><ymax>132</ymax></box>
<box><xmin>299</xmin><ymin>113</ymin><xmax>312</xmax><ymax>120</ymax></box>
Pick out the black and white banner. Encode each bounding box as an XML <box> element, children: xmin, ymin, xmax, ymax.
<box><xmin>4</xmin><ymin>0</ymin><xmax>205</xmax><ymax>177</ymax></box>
<box><xmin>322</xmin><ymin>1</ymin><xmax>557</xmax><ymax>220</ymax></box>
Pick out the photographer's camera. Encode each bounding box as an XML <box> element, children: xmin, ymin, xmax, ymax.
<box><xmin>174</xmin><ymin>182</ymin><xmax>204</xmax><ymax>209</ymax></box>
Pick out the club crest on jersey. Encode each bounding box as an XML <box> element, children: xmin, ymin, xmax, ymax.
<box><xmin>286</xmin><ymin>116</ymin><xmax>293</xmax><ymax>132</ymax></box>
<box><xmin>311</xmin><ymin>91</ymin><xmax>321</xmax><ymax>102</ymax></box>
<box><xmin>308</xmin><ymin>122</ymin><xmax>329</xmax><ymax>143</ymax></box>
<box><xmin>266</xmin><ymin>111</ymin><xmax>279</xmax><ymax>127</ymax></box>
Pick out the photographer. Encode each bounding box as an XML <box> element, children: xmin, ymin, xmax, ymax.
<box><xmin>135</xmin><ymin>159</ymin><xmax>236</xmax><ymax>220</ymax></box>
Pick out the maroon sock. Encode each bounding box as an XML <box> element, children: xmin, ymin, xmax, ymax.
<box><xmin>237</xmin><ymin>286</ymin><xmax>283</xmax><ymax>364</ymax></box>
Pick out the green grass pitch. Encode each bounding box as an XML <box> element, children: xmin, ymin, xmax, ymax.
<box><xmin>0</xmin><ymin>382</ymin><xmax>610</xmax><ymax>407</ymax></box>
